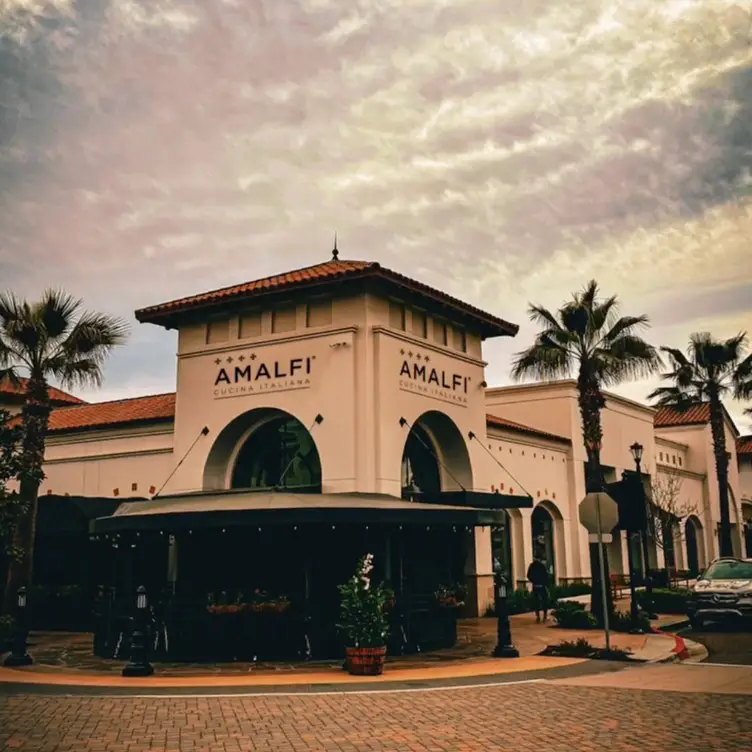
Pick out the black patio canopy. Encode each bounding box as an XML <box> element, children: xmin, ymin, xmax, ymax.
<box><xmin>89</xmin><ymin>488</ymin><xmax>530</xmax><ymax>534</ymax></box>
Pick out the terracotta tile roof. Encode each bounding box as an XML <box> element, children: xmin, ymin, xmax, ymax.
<box><xmin>654</xmin><ymin>403</ymin><xmax>711</xmax><ymax>427</ymax></box>
<box><xmin>135</xmin><ymin>258</ymin><xmax>518</xmax><ymax>338</ymax></box>
<box><xmin>737</xmin><ymin>435</ymin><xmax>752</xmax><ymax>456</ymax></box>
<box><xmin>486</xmin><ymin>413</ymin><xmax>570</xmax><ymax>444</ymax></box>
<box><xmin>47</xmin><ymin>393</ymin><xmax>176</xmax><ymax>434</ymax></box>
<box><xmin>0</xmin><ymin>376</ymin><xmax>85</xmax><ymax>406</ymax></box>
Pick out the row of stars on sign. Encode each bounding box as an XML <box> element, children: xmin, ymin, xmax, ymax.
<box><xmin>214</xmin><ymin>354</ymin><xmax>319</xmax><ymax>365</ymax></box>
<box><xmin>400</xmin><ymin>349</ymin><xmax>430</xmax><ymax>362</ymax></box>
<box><xmin>215</xmin><ymin>354</ymin><xmax>257</xmax><ymax>365</ymax></box>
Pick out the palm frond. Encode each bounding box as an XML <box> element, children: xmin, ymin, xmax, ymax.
<box><xmin>647</xmin><ymin>385</ymin><xmax>700</xmax><ymax>409</ymax></box>
<box><xmin>661</xmin><ymin>346</ymin><xmax>691</xmax><ymax>370</ymax></box>
<box><xmin>59</xmin><ymin>311</ymin><xmax>129</xmax><ymax>360</ymax></box>
<box><xmin>527</xmin><ymin>304</ymin><xmax>562</xmax><ymax>332</ymax></box>
<box><xmin>510</xmin><ymin>337</ymin><xmax>572</xmax><ymax>382</ymax></box>
<box><xmin>594</xmin><ymin>336</ymin><xmax>662</xmax><ymax>386</ymax></box>
<box><xmin>603</xmin><ymin>315</ymin><xmax>650</xmax><ymax>343</ymax></box>
<box><xmin>588</xmin><ymin>294</ymin><xmax>619</xmax><ymax>335</ymax></box>
<box><xmin>579</xmin><ymin>280</ymin><xmax>600</xmax><ymax>312</ymax></box>
<box><xmin>733</xmin><ymin>352</ymin><xmax>752</xmax><ymax>401</ymax></box>
<box><xmin>48</xmin><ymin>358</ymin><xmax>105</xmax><ymax>389</ymax></box>
<box><xmin>36</xmin><ymin>289</ymin><xmax>82</xmax><ymax>341</ymax></box>
<box><xmin>0</xmin><ymin>366</ymin><xmax>22</xmax><ymax>389</ymax></box>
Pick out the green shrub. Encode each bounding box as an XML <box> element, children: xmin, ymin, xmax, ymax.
<box><xmin>551</xmin><ymin>582</ymin><xmax>592</xmax><ymax>599</ymax></box>
<box><xmin>610</xmin><ymin>610</ymin><xmax>651</xmax><ymax>633</ymax></box>
<box><xmin>638</xmin><ymin>588</ymin><xmax>689</xmax><ymax>615</ymax></box>
<box><xmin>552</xmin><ymin>601</ymin><xmax>597</xmax><ymax>629</ymax></box>
<box><xmin>541</xmin><ymin>638</ymin><xmax>633</xmax><ymax>661</ymax></box>
<box><xmin>485</xmin><ymin>582</ymin><xmax>592</xmax><ymax>617</ymax></box>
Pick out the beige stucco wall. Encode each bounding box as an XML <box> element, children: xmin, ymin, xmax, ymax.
<box><xmin>41</xmin><ymin>425</ymin><xmax>174</xmax><ymax>498</ymax></box>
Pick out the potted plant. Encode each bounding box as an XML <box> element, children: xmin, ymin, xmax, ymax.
<box><xmin>434</xmin><ymin>583</ymin><xmax>466</xmax><ymax>609</ymax></box>
<box><xmin>337</xmin><ymin>553</ymin><xmax>390</xmax><ymax>675</ymax></box>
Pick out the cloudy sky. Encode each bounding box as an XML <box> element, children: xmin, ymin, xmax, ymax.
<box><xmin>1</xmin><ymin>0</ymin><xmax>751</xmax><ymax>428</ymax></box>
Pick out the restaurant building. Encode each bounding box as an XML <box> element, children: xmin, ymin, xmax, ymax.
<box><xmin>7</xmin><ymin>255</ymin><xmax>751</xmax><ymax>650</ymax></box>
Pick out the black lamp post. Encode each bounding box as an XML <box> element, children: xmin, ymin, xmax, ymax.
<box><xmin>3</xmin><ymin>586</ymin><xmax>32</xmax><ymax>667</ymax></box>
<box><xmin>630</xmin><ymin>442</ymin><xmax>657</xmax><ymax>620</ymax></box>
<box><xmin>122</xmin><ymin>585</ymin><xmax>154</xmax><ymax>677</ymax></box>
<box><xmin>492</xmin><ymin>571</ymin><xmax>519</xmax><ymax>658</ymax></box>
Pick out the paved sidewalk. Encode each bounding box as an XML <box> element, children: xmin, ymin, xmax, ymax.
<box><xmin>552</xmin><ymin>662</ymin><xmax>752</xmax><ymax>695</ymax></box>
<box><xmin>0</xmin><ymin>612</ymin><xmax>688</xmax><ymax>689</ymax></box>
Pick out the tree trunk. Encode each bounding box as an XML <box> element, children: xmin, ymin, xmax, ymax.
<box><xmin>2</xmin><ymin>379</ymin><xmax>50</xmax><ymax>614</ymax></box>
<box><xmin>708</xmin><ymin>393</ymin><xmax>734</xmax><ymax>557</ymax></box>
<box><xmin>577</xmin><ymin>376</ymin><xmax>613</xmax><ymax>625</ymax></box>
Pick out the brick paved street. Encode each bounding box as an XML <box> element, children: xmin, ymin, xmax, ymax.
<box><xmin>1</xmin><ymin>681</ymin><xmax>751</xmax><ymax>751</ymax></box>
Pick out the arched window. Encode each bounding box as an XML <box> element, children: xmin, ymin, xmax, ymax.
<box><xmin>401</xmin><ymin>424</ymin><xmax>441</xmax><ymax>499</ymax></box>
<box><xmin>231</xmin><ymin>416</ymin><xmax>321</xmax><ymax>491</ymax></box>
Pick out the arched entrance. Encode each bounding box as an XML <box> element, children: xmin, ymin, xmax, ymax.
<box><xmin>742</xmin><ymin>502</ymin><xmax>752</xmax><ymax>558</ymax></box>
<box><xmin>400</xmin><ymin>411</ymin><xmax>473</xmax><ymax>499</ymax></box>
<box><xmin>203</xmin><ymin>407</ymin><xmax>322</xmax><ymax>491</ymax></box>
<box><xmin>685</xmin><ymin>515</ymin><xmax>703</xmax><ymax>576</ymax></box>
<box><xmin>531</xmin><ymin>503</ymin><xmax>558</xmax><ymax>583</ymax></box>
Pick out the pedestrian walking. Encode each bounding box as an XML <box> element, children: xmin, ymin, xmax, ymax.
<box><xmin>527</xmin><ymin>553</ymin><xmax>550</xmax><ymax>623</ymax></box>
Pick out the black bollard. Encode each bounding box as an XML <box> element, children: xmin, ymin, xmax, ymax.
<box><xmin>122</xmin><ymin>585</ymin><xmax>154</xmax><ymax>677</ymax></box>
<box><xmin>3</xmin><ymin>587</ymin><xmax>33</xmax><ymax>667</ymax></box>
<box><xmin>492</xmin><ymin>573</ymin><xmax>519</xmax><ymax>658</ymax></box>
<box><xmin>92</xmin><ymin>585</ymin><xmax>108</xmax><ymax>658</ymax></box>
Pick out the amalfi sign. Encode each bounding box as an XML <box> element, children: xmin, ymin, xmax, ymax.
<box><xmin>213</xmin><ymin>353</ymin><xmax>313</xmax><ymax>398</ymax></box>
<box><xmin>398</xmin><ymin>350</ymin><xmax>469</xmax><ymax>406</ymax></box>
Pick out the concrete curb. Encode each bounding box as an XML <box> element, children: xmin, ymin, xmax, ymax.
<box><xmin>648</xmin><ymin>626</ymin><xmax>708</xmax><ymax>664</ymax></box>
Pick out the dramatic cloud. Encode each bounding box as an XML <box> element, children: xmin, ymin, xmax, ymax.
<box><xmin>1</xmin><ymin>0</ymin><xmax>751</xmax><ymax>425</ymax></box>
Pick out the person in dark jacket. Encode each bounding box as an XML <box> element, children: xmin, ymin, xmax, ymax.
<box><xmin>527</xmin><ymin>554</ymin><xmax>550</xmax><ymax>623</ymax></box>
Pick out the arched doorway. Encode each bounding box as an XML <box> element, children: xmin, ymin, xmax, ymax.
<box><xmin>400</xmin><ymin>411</ymin><xmax>473</xmax><ymax>499</ymax></box>
<box><xmin>231</xmin><ymin>414</ymin><xmax>321</xmax><ymax>490</ymax></box>
<box><xmin>531</xmin><ymin>504</ymin><xmax>556</xmax><ymax>582</ymax></box>
<box><xmin>685</xmin><ymin>516</ymin><xmax>702</xmax><ymax>576</ymax></box>
<box><xmin>742</xmin><ymin>502</ymin><xmax>752</xmax><ymax>558</ymax></box>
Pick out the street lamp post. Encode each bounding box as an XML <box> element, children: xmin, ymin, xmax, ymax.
<box><xmin>492</xmin><ymin>571</ymin><xmax>519</xmax><ymax>658</ymax></box>
<box><xmin>630</xmin><ymin>442</ymin><xmax>657</xmax><ymax>620</ymax></box>
<box><xmin>3</xmin><ymin>587</ymin><xmax>32</xmax><ymax>667</ymax></box>
<box><xmin>122</xmin><ymin>585</ymin><xmax>154</xmax><ymax>677</ymax></box>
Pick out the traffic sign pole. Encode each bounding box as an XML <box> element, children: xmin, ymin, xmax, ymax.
<box><xmin>594</xmin><ymin>495</ymin><xmax>611</xmax><ymax>652</ymax></box>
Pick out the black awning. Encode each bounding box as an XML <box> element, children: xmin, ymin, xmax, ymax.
<box><xmin>411</xmin><ymin>490</ymin><xmax>533</xmax><ymax>510</ymax></box>
<box><xmin>37</xmin><ymin>494</ymin><xmax>147</xmax><ymax>534</ymax></box>
<box><xmin>90</xmin><ymin>490</ymin><xmax>508</xmax><ymax>534</ymax></box>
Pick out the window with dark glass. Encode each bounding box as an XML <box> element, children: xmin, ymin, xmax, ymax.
<box><xmin>231</xmin><ymin>417</ymin><xmax>322</xmax><ymax>490</ymax></box>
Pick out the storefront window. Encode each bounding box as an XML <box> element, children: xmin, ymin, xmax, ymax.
<box><xmin>231</xmin><ymin>416</ymin><xmax>321</xmax><ymax>490</ymax></box>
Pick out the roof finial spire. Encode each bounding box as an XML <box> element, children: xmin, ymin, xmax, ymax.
<box><xmin>332</xmin><ymin>231</ymin><xmax>339</xmax><ymax>261</ymax></box>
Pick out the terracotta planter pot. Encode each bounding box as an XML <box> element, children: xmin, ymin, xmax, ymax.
<box><xmin>345</xmin><ymin>645</ymin><xmax>387</xmax><ymax>676</ymax></box>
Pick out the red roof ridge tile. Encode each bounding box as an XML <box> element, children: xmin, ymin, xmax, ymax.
<box><xmin>486</xmin><ymin>413</ymin><xmax>570</xmax><ymax>444</ymax></box>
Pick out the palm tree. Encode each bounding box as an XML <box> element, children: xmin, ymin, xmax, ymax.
<box><xmin>511</xmin><ymin>280</ymin><xmax>661</xmax><ymax>622</ymax></box>
<box><xmin>0</xmin><ymin>290</ymin><xmax>127</xmax><ymax>612</ymax></box>
<box><xmin>649</xmin><ymin>333</ymin><xmax>752</xmax><ymax>558</ymax></box>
